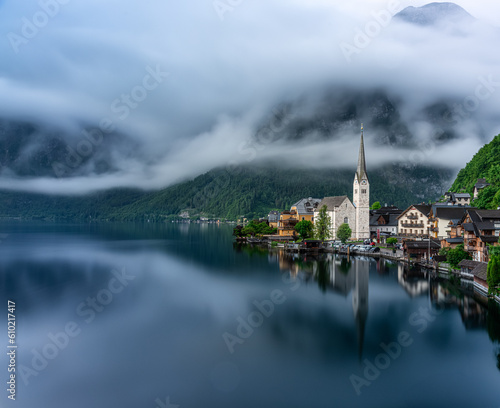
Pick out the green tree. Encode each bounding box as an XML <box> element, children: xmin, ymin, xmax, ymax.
<box><xmin>314</xmin><ymin>205</ymin><xmax>332</xmax><ymax>241</ymax></box>
<box><xmin>295</xmin><ymin>220</ymin><xmax>314</xmax><ymax>240</ymax></box>
<box><xmin>370</xmin><ymin>201</ymin><xmax>382</xmax><ymax>210</ymax></box>
<box><xmin>337</xmin><ymin>223</ymin><xmax>352</xmax><ymax>244</ymax></box>
<box><xmin>487</xmin><ymin>255</ymin><xmax>500</xmax><ymax>294</ymax></box>
<box><xmin>387</xmin><ymin>237</ymin><xmax>398</xmax><ymax>246</ymax></box>
<box><xmin>446</xmin><ymin>244</ymin><xmax>471</xmax><ymax>268</ymax></box>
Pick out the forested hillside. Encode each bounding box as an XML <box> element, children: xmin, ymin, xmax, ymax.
<box><xmin>0</xmin><ymin>164</ymin><xmax>450</xmax><ymax>221</ymax></box>
<box><xmin>450</xmin><ymin>134</ymin><xmax>500</xmax><ymax>209</ymax></box>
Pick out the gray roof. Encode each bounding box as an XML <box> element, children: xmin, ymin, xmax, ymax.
<box><xmin>432</xmin><ymin>206</ymin><xmax>469</xmax><ymax>220</ymax></box>
<box><xmin>474</xmin><ymin>178</ymin><xmax>490</xmax><ymax>190</ymax></box>
<box><xmin>472</xmin><ymin>262</ymin><xmax>488</xmax><ymax>281</ymax></box>
<box><xmin>291</xmin><ymin>198</ymin><xmax>322</xmax><ymax>214</ymax></box>
<box><xmin>404</xmin><ymin>240</ymin><xmax>441</xmax><ymax>249</ymax></box>
<box><xmin>458</xmin><ymin>260</ymin><xmax>482</xmax><ymax>269</ymax></box>
<box><xmin>452</xmin><ymin>193</ymin><xmax>471</xmax><ymax>199</ymax></box>
<box><xmin>317</xmin><ymin>196</ymin><xmax>350</xmax><ymax>211</ymax></box>
<box><xmin>446</xmin><ymin>237</ymin><xmax>464</xmax><ymax>244</ymax></box>
<box><xmin>476</xmin><ymin>210</ymin><xmax>500</xmax><ymax>220</ymax></box>
<box><xmin>398</xmin><ymin>204</ymin><xmax>431</xmax><ymax>219</ymax></box>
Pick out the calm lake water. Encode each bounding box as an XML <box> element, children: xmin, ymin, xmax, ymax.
<box><xmin>1</xmin><ymin>222</ymin><xmax>499</xmax><ymax>408</ymax></box>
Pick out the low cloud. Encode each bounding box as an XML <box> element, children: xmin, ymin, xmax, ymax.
<box><xmin>0</xmin><ymin>0</ymin><xmax>499</xmax><ymax>194</ymax></box>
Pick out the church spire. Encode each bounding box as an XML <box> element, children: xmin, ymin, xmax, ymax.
<box><xmin>356</xmin><ymin>124</ymin><xmax>368</xmax><ymax>182</ymax></box>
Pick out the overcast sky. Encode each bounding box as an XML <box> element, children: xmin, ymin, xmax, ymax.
<box><xmin>0</xmin><ymin>0</ymin><xmax>500</xmax><ymax>194</ymax></box>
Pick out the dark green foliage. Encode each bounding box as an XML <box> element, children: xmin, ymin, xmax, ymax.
<box><xmin>233</xmin><ymin>225</ymin><xmax>244</xmax><ymax>237</ymax></box>
<box><xmin>450</xmin><ymin>134</ymin><xmax>500</xmax><ymax>209</ymax></box>
<box><xmin>446</xmin><ymin>244</ymin><xmax>471</xmax><ymax>268</ymax></box>
<box><xmin>337</xmin><ymin>223</ymin><xmax>352</xmax><ymax>243</ymax></box>
<box><xmin>314</xmin><ymin>205</ymin><xmax>332</xmax><ymax>241</ymax></box>
<box><xmin>487</xmin><ymin>255</ymin><xmax>500</xmax><ymax>295</ymax></box>
<box><xmin>295</xmin><ymin>220</ymin><xmax>314</xmax><ymax>240</ymax></box>
<box><xmin>241</xmin><ymin>220</ymin><xmax>276</xmax><ymax>237</ymax></box>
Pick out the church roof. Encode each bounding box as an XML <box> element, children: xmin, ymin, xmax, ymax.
<box><xmin>355</xmin><ymin>126</ymin><xmax>369</xmax><ymax>183</ymax></box>
<box><xmin>317</xmin><ymin>196</ymin><xmax>350</xmax><ymax>211</ymax></box>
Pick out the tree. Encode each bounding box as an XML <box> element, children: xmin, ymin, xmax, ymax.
<box><xmin>337</xmin><ymin>223</ymin><xmax>352</xmax><ymax>244</ymax></box>
<box><xmin>233</xmin><ymin>225</ymin><xmax>244</xmax><ymax>237</ymax></box>
<box><xmin>487</xmin><ymin>255</ymin><xmax>500</xmax><ymax>295</ymax></box>
<box><xmin>387</xmin><ymin>237</ymin><xmax>398</xmax><ymax>246</ymax></box>
<box><xmin>370</xmin><ymin>201</ymin><xmax>382</xmax><ymax>210</ymax></box>
<box><xmin>295</xmin><ymin>220</ymin><xmax>314</xmax><ymax>240</ymax></box>
<box><xmin>314</xmin><ymin>205</ymin><xmax>332</xmax><ymax>241</ymax></box>
<box><xmin>446</xmin><ymin>244</ymin><xmax>471</xmax><ymax>268</ymax></box>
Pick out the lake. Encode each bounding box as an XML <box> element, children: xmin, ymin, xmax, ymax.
<box><xmin>1</xmin><ymin>221</ymin><xmax>499</xmax><ymax>408</ymax></box>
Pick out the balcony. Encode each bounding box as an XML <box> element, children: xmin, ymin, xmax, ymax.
<box><xmin>401</xmin><ymin>223</ymin><xmax>425</xmax><ymax>228</ymax></box>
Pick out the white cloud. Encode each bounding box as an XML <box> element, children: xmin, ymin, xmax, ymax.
<box><xmin>0</xmin><ymin>0</ymin><xmax>499</xmax><ymax>194</ymax></box>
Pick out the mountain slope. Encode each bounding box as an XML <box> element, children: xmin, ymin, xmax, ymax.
<box><xmin>394</xmin><ymin>2</ymin><xmax>475</xmax><ymax>26</ymax></box>
<box><xmin>450</xmin><ymin>134</ymin><xmax>500</xmax><ymax>209</ymax></box>
<box><xmin>0</xmin><ymin>164</ymin><xmax>452</xmax><ymax>221</ymax></box>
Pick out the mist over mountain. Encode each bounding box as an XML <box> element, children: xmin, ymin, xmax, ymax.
<box><xmin>0</xmin><ymin>1</ymin><xmax>499</xmax><ymax>198</ymax></box>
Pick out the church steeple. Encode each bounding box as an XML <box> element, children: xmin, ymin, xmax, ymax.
<box><xmin>356</xmin><ymin>124</ymin><xmax>368</xmax><ymax>183</ymax></box>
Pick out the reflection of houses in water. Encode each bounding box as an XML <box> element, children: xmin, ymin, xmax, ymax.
<box><xmin>397</xmin><ymin>263</ymin><xmax>429</xmax><ymax>298</ymax></box>
<box><xmin>430</xmin><ymin>279</ymin><xmax>487</xmax><ymax>329</ymax></box>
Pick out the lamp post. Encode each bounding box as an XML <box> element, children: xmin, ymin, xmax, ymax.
<box><xmin>427</xmin><ymin>226</ymin><xmax>431</xmax><ymax>266</ymax></box>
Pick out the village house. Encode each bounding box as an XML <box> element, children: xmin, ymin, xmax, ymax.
<box><xmin>462</xmin><ymin>209</ymin><xmax>500</xmax><ymax>262</ymax></box>
<box><xmin>267</xmin><ymin>211</ymin><xmax>280</xmax><ymax>229</ymax></box>
<box><xmin>441</xmin><ymin>218</ymin><xmax>465</xmax><ymax>249</ymax></box>
<box><xmin>277</xmin><ymin>210</ymin><xmax>299</xmax><ymax>237</ymax></box>
<box><xmin>444</xmin><ymin>192</ymin><xmax>471</xmax><ymax>206</ymax></box>
<box><xmin>458</xmin><ymin>259</ymin><xmax>483</xmax><ymax>281</ymax></box>
<box><xmin>428</xmin><ymin>204</ymin><xmax>471</xmax><ymax>240</ymax></box>
<box><xmin>369</xmin><ymin>206</ymin><xmax>402</xmax><ymax>240</ymax></box>
<box><xmin>397</xmin><ymin>204</ymin><xmax>432</xmax><ymax>238</ymax></box>
<box><xmin>403</xmin><ymin>239</ymin><xmax>441</xmax><ymax>263</ymax></box>
<box><xmin>471</xmin><ymin>262</ymin><xmax>489</xmax><ymax>295</ymax></box>
<box><xmin>473</xmin><ymin>178</ymin><xmax>491</xmax><ymax>199</ymax></box>
<box><xmin>291</xmin><ymin>198</ymin><xmax>321</xmax><ymax>222</ymax></box>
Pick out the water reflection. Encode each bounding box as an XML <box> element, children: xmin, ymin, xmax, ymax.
<box><xmin>270</xmin><ymin>249</ymin><xmax>500</xmax><ymax>372</ymax></box>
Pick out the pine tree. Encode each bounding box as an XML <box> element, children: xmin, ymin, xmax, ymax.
<box><xmin>314</xmin><ymin>205</ymin><xmax>332</xmax><ymax>241</ymax></box>
<box><xmin>488</xmin><ymin>255</ymin><xmax>500</xmax><ymax>294</ymax></box>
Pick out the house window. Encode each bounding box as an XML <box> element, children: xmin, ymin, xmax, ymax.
<box><xmin>344</xmin><ymin>217</ymin><xmax>349</xmax><ymax>224</ymax></box>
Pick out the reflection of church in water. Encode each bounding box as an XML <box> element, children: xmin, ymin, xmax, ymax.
<box><xmin>271</xmin><ymin>251</ymin><xmax>369</xmax><ymax>358</ymax></box>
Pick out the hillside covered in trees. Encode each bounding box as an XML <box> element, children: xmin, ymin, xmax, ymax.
<box><xmin>0</xmin><ymin>163</ymin><xmax>450</xmax><ymax>221</ymax></box>
<box><xmin>450</xmin><ymin>134</ymin><xmax>500</xmax><ymax>209</ymax></box>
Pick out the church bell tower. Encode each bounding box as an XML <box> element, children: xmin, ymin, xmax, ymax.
<box><xmin>353</xmin><ymin>124</ymin><xmax>370</xmax><ymax>240</ymax></box>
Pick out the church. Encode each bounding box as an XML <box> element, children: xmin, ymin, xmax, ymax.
<box><xmin>313</xmin><ymin>125</ymin><xmax>370</xmax><ymax>240</ymax></box>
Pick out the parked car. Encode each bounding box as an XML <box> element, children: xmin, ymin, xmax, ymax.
<box><xmin>369</xmin><ymin>247</ymin><xmax>381</xmax><ymax>253</ymax></box>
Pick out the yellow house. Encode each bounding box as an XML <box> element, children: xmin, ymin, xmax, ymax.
<box><xmin>278</xmin><ymin>210</ymin><xmax>298</xmax><ymax>237</ymax></box>
<box><xmin>277</xmin><ymin>198</ymin><xmax>322</xmax><ymax>237</ymax></box>
<box><xmin>291</xmin><ymin>197</ymin><xmax>322</xmax><ymax>223</ymax></box>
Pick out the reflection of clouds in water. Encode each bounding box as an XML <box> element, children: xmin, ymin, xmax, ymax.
<box><xmin>210</xmin><ymin>361</ymin><xmax>240</xmax><ymax>393</ymax></box>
